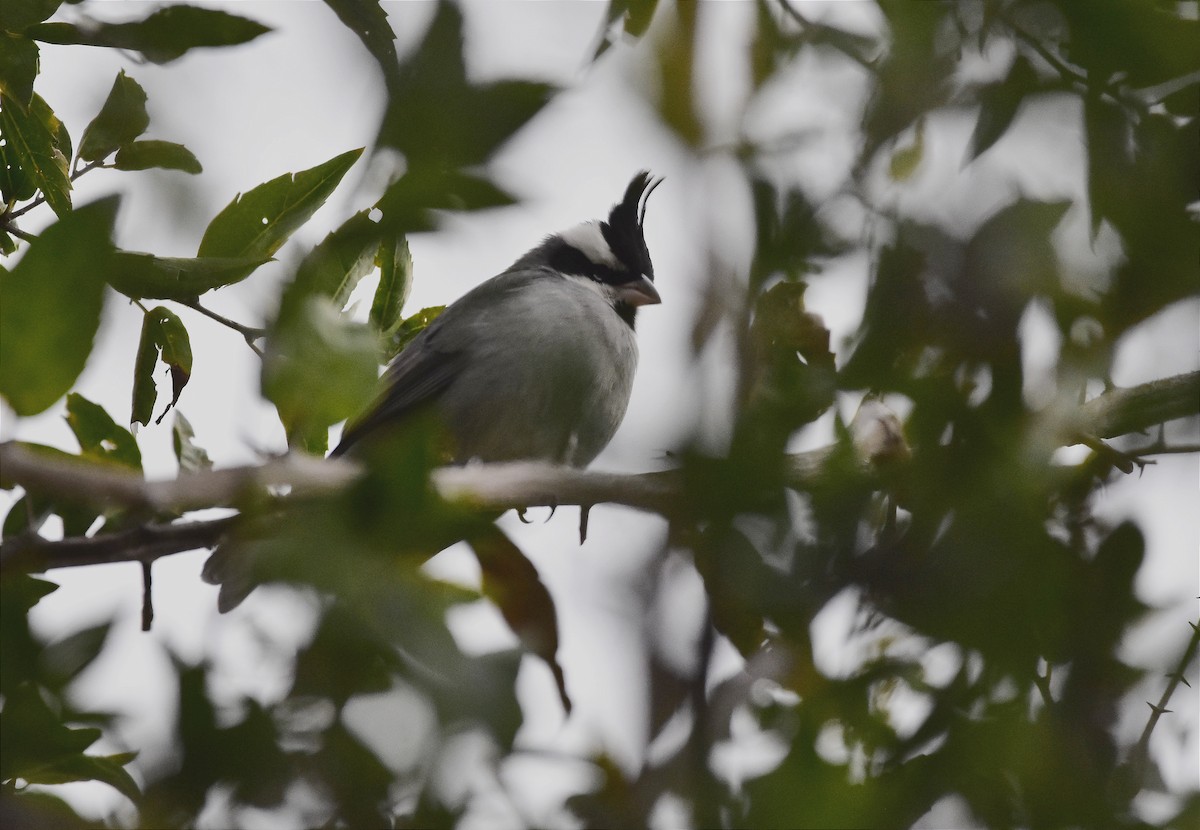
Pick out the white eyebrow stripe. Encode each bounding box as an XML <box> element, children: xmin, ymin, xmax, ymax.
<box><xmin>559</xmin><ymin>221</ymin><xmax>620</xmax><ymax>269</ymax></box>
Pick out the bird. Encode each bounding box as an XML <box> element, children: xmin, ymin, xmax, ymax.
<box><xmin>331</xmin><ymin>170</ymin><xmax>663</xmax><ymax>464</ymax></box>
<box><xmin>203</xmin><ymin>171</ymin><xmax>663</xmax><ymax>610</ymax></box>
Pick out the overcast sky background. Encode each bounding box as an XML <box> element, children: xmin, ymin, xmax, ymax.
<box><xmin>4</xmin><ymin>1</ymin><xmax>1197</xmax><ymax>826</ymax></box>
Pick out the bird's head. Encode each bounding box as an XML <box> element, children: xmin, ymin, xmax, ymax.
<box><xmin>514</xmin><ymin>171</ymin><xmax>663</xmax><ymax>325</ymax></box>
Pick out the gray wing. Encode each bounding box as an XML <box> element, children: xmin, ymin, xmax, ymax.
<box><xmin>330</xmin><ymin>269</ymin><xmax>549</xmax><ymax>457</ymax></box>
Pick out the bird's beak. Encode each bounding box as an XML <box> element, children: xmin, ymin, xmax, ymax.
<box><xmin>617</xmin><ymin>275</ymin><xmax>661</xmax><ymax>307</ymax></box>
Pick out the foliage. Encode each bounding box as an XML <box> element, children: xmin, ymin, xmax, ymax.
<box><xmin>1</xmin><ymin>1</ymin><xmax>1198</xmax><ymax>828</ymax></box>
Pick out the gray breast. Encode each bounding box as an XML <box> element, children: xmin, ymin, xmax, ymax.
<box><xmin>436</xmin><ymin>274</ymin><xmax>638</xmax><ymax>466</ymax></box>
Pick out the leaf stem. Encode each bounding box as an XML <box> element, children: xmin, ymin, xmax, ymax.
<box><xmin>176</xmin><ymin>297</ymin><xmax>267</xmax><ymax>358</ymax></box>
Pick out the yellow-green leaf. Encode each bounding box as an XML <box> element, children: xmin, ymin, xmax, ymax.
<box><xmin>0</xmin><ymin>90</ymin><xmax>71</xmax><ymax>216</ymax></box>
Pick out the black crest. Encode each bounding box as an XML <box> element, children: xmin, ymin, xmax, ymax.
<box><xmin>602</xmin><ymin>171</ymin><xmax>662</xmax><ymax>280</ymax></box>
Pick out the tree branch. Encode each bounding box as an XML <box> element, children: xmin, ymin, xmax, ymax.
<box><xmin>1076</xmin><ymin>370</ymin><xmax>1200</xmax><ymax>440</ymax></box>
<box><xmin>2</xmin><ymin>370</ymin><xmax>1196</xmax><ymax>576</ymax></box>
<box><xmin>1</xmin><ymin>515</ymin><xmax>238</xmax><ymax>573</ymax></box>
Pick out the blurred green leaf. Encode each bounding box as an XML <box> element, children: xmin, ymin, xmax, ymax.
<box><xmin>378</xmin><ymin>1</ymin><xmax>554</xmax><ymax>167</ymax></box>
<box><xmin>65</xmin><ymin>392</ymin><xmax>142</xmax><ymax>471</ymax></box>
<box><xmin>653</xmin><ymin>1</ymin><xmax>702</xmax><ymax>146</ymax></box>
<box><xmin>1054</xmin><ymin>0</ymin><xmax>1200</xmax><ymax>88</ymax></box>
<box><xmin>311</xmin><ymin>721</ymin><xmax>394</xmax><ymax>828</ymax></box>
<box><xmin>108</xmin><ymin>251</ymin><xmax>269</xmax><ymax>300</ymax></box>
<box><xmin>37</xmin><ymin>622</ymin><xmax>112</xmax><ymax>691</ymax></box>
<box><xmin>369</xmin><ymin>232</ymin><xmax>411</xmax><ymax>335</ymax></box>
<box><xmin>748</xmin><ymin>177</ymin><xmax>838</xmax><ymax>290</ymax></box>
<box><xmin>0</xmin><ymin>32</ymin><xmax>38</xmax><ymax>106</ymax></box>
<box><xmin>263</xmin><ymin>296</ymin><xmax>379</xmax><ymax>453</ymax></box>
<box><xmin>130</xmin><ymin>306</ymin><xmax>192</xmax><ymax>427</ymax></box>
<box><xmin>27</xmin><ymin>6</ymin><xmax>271</xmax><ymax>64</ymax></box>
<box><xmin>114</xmin><ymin>139</ymin><xmax>202</xmax><ymax>174</ymax></box>
<box><xmin>172</xmin><ymin>412</ymin><xmax>212</xmax><ymax>472</ymax></box>
<box><xmin>26</xmin><ymin>750</ymin><xmax>140</xmax><ymax>802</ymax></box>
<box><xmin>863</xmin><ymin>1</ymin><xmax>952</xmax><ymax>163</ymax></box>
<box><xmin>78</xmin><ymin>70</ymin><xmax>148</xmax><ymax>162</ymax></box>
<box><xmin>966</xmin><ymin>55</ymin><xmax>1037</xmax><ymax>164</ymax></box>
<box><xmin>0</xmin><ymin>196</ymin><xmax>115</xmax><ymax>415</ymax></box>
<box><xmin>0</xmin><ymin>90</ymin><xmax>70</xmax><ymax>215</ymax></box>
<box><xmin>374</xmin><ymin>168</ymin><xmax>517</xmax><ymax>234</ymax></box>
<box><xmin>197</xmin><ymin>147</ymin><xmax>362</xmax><ymax>261</ymax></box>
<box><xmin>0</xmin><ymin>682</ymin><xmax>102</xmax><ymax>780</ymax></box>
<box><xmin>471</xmin><ymin>528</ymin><xmax>570</xmax><ymax>712</ymax></box>
<box><xmin>0</xmin><ymin>0</ymin><xmax>62</xmax><ymax>32</ymax></box>
<box><xmin>290</xmin><ymin>210</ymin><xmax>382</xmax><ymax>316</ymax></box>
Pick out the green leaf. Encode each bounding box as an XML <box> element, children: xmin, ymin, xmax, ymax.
<box><xmin>653</xmin><ymin>0</ymin><xmax>702</xmax><ymax>146</ymax></box>
<box><xmin>131</xmin><ymin>306</ymin><xmax>193</xmax><ymax>427</ymax></box>
<box><xmin>321</xmin><ymin>0</ymin><xmax>399</xmax><ymax>88</ymax></box>
<box><xmin>77</xmin><ymin>70</ymin><xmax>148</xmax><ymax>163</ymax></box>
<box><xmin>0</xmin><ymin>33</ymin><xmax>39</xmax><ymax>106</ymax></box>
<box><xmin>38</xmin><ymin>622</ymin><xmax>112</xmax><ymax>690</ymax></box>
<box><xmin>0</xmin><ymin>683</ymin><xmax>101</xmax><ymax>780</ymax></box>
<box><xmin>31</xmin><ymin>89</ymin><xmax>70</xmax><ymax>167</ymax></box>
<box><xmin>113</xmin><ymin>139</ymin><xmax>201</xmax><ymax>174</ymax></box>
<box><xmin>0</xmin><ymin>197</ymin><xmax>116</xmax><ymax>416</ymax></box>
<box><xmin>65</xmin><ymin>393</ymin><xmax>142</xmax><ymax>471</ymax></box>
<box><xmin>131</xmin><ymin>311</ymin><xmax>159</xmax><ymax>428</ymax></box>
<box><xmin>108</xmin><ymin>251</ymin><xmax>270</xmax><ymax>300</ymax></box>
<box><xmin>27</xmin><ymin>6</ymin><xmax>271</xmax><ymax>64</ymax></box>
<box><xmin>966</xmin><ymin>55</ymin><xmax>1036</xmax><ymax>164</ymax></box>
<box><xmin>172</xmin><ymin>412</ymin><xmax>212</xmax><ymax>472</ymax></box>
<box><xmin>263</xmin><ymin>296</ymin><xmax>379</xmax><ymax>453</ymax></box>
<box><xmin>369</xmin><ymin>233</ymin><xmax>412</xmax><ymax>335</ymax></box>
<box><xmin>0</xmin><ymin>0</ymin><xmax>63</xmax><ymax>31</ymax></box>
<box><xmin>197</xmin><ymin>147</ymin><xmax>363</xmax><ymax>261</ymax></box>
<box><xmin>291</xmin><ymin>210</ymin><xmax>383</xmax><ymax>316</ymax></box>
<box><xmin>383</xmin><ymin>305</ymin><xmax>444</xmax><ymax>362</ymax></box>
<box><xmin>0</xmin><ymin>90</ymin><xmax>71</xmax><ymax>215</ymax></box>
<box><xmin>24</xmin><ymin>750</ymin><xmax>141</xmax><ymax>802</ymax></box>
<box><xmin>377</xmin><ymin>1</ymin><xmax>554</xmax><ymax>167</ymax></box>
<box><xmin>374</xmin><ymin>168</ymin><xmax>517</xmax><ymax>234</ymax></box>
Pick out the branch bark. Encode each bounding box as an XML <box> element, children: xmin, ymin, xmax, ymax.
<box><xmin>1</xmin><ymin>369</ymin><xmax>1196</xmax><ymax>576</ymax></box>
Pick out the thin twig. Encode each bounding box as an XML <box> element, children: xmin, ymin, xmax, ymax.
<box><xmin>9</xmin><ymin>160</ymin><xmax>108</xmax><ymax>220</ymax></box>
<box><xmin>1</xmin><ymin>515</ymin><xmax>238</xmax><ymax>573</ymax></box>
<box><xmin>1</xmin><ymin>221</ymin><xmax>38</xmax><ymax>243</ymax></box>
<box><xmin>176</xmin><ymin>297</ymin><xmax>267</xmax><ymax>357</ymax></box>
<box><xmin>1125</xmin><ymin>616</ymin><xmax>1200</xmax><ymax>790</ymax></box>
<box><xmin>1000</xmin><ymin>10</ymin><xmax>1147</xmax><ymax>115</ymax></box>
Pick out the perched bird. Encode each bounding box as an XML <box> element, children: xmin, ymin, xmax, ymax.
<box><xmin>332</xmin><ymin>170</ymin><xmax>662</xmax><ymax>464</ymax></box>
<box><xmin>203</xmin><ymin>172</ymin><xmax>662</xmax><ymax>610</ymax></box>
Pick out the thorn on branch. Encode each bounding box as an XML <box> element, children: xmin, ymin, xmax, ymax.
<box><xmin>579</xmin><ymin>505</ymin><xmax>591</xmax><ymax>544</ymax></box>
<box><xmin>141</xmin><ymin>560</ymin><xmax>154</xmax><ymax>632</ymax></box>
